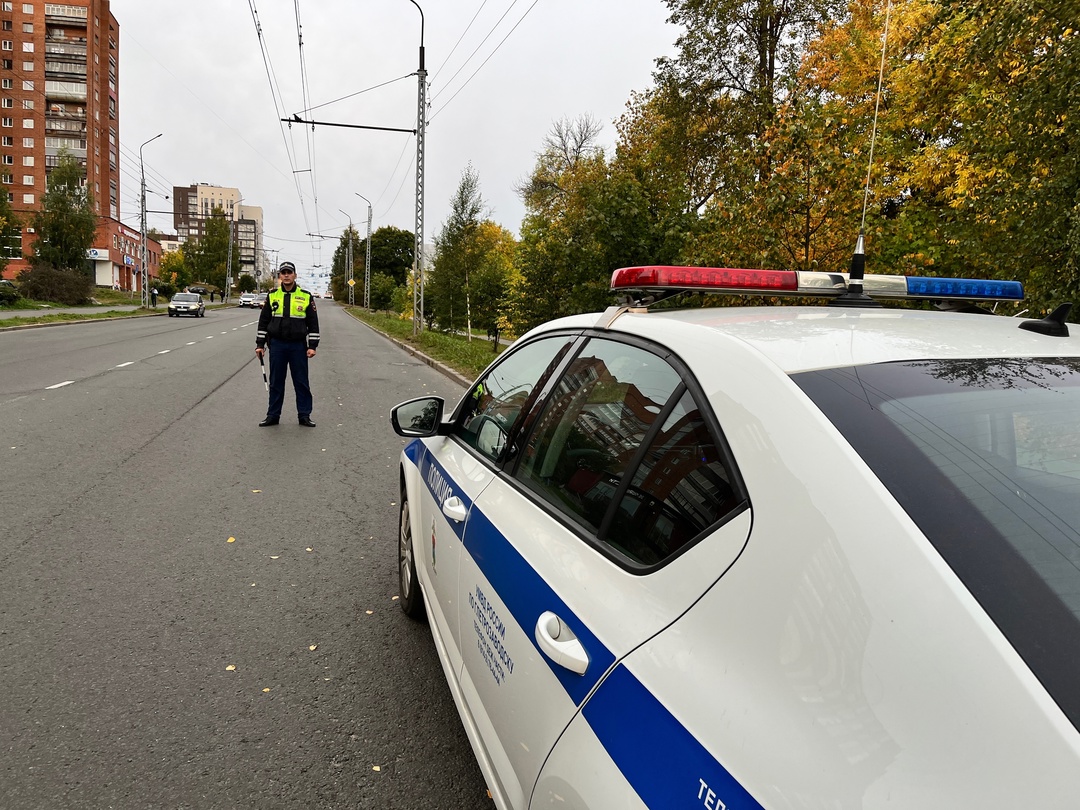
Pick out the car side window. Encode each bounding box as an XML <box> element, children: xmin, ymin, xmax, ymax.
<box><xmin>457</xmin><ymin>336</ymin><xmax>574</xmax><ymax>463</ymax></box>
<box><xmin>515</xmin><ymin>338</ymin><xmax>740</xmax><ymax>566</ymax></box>
<box><xmin>515</xmin><ymin>339</ymin><xmax>682</xmax><ymax>533</ymax></box>
<box><xmin>603</xmin><ymin>390</ymin><xmax>740</xmax><ymax>564</ymax></box>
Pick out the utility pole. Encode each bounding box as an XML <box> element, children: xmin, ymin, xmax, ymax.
<box><xmin>224</xmin><ymin>197</ymin><xmax>243</xmax><ymax>303</ymax></box>
<box><xmin>339</xmin><ymin>209</ymin><xmax>353</xmax><ymax>305</ymax></box>
<box><xmin>356</xmin><ymin>193</ymin><xmax>372</xmax><ymax>309</ymax></box>
<box><xmin>409</xmin><ymin>0</ymin><xmax>426</xmax><ymax>335</ymax></box>
<box><xmin>139</xmin><ymin>133</ymin><xmax>162</xmax><ymax>308</ymax></box>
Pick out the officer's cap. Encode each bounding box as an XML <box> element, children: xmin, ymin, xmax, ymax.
<box><xmin>279</xmin><ymin>261</ymin><xmax>297</xmax><ymax>273</ymax></box>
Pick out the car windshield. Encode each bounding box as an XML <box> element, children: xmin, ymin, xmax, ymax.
<box><xmin>795</xmin><ymin>358</ymin><xmax>1080</xmax><ymax>732</ymax></box>
<box><xmin>173</xmin><ymin>294</ymin><xmax>199</xmax><ymax>302</ymax></box>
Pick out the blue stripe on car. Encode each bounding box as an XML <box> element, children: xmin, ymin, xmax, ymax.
<box><xmin>583</xmin><ymin>664</ymin><xmax>765</xmax><ymax>809</ymax></box>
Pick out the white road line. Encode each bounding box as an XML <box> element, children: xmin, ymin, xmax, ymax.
<box><xmin>205</xmin><ymin>336</ymin><xmax>214</xmax><ymax>339</ymax></box>
<box><xmin>158</xmin><ymin>349</ymin><xmax>171</xmax><ymax>354</ymax></box>
<box><xmin>116</xmin><ymin>362</ymin><xmax>134</xmax><ymax>368</ymax></box>
<box><xmin>186</xmin><ymin>342</ymin><xmax>196</xmax><ymax>345</ymax></box>
<box><xmin>46</xmin><ymin>381</ymin><xmax>74</xmax><ymax>389</ymax></box>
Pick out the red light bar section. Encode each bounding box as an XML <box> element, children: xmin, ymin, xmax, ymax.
<box><xmin>611</xmin><ymin>265</ymin><xmax>798</xmax><ymax>293</ymax></box>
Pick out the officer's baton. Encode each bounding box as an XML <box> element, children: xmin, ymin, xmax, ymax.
<box><xmin>258</xmin><ymin>352</ymin><xmax>269</xmax><ymax>391</ymax></box>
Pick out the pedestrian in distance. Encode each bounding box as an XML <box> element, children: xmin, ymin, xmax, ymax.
<box><xmin>255</xmin><ymin>261</ymin><xmax>320</xmax><ymax>427</ymax></box>
<box><xmin>150</xmin><ymin>286</ymin><xmax>158</xmax><ymax>307</ymax></box>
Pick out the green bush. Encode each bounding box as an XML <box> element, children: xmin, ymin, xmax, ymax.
<box><xmin>17</xmin><ymin>266</ymin><xmax>92</xmax><ymax>305</ymax></box>
<box><xmin>0</xmin><ymin>280</ymin><xmax>19</xmax><ymax>304</ymax></box>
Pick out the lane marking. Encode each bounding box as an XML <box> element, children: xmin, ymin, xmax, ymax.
<box><xmin>46</xmin><ymin>381</ymin><xmax>74</xmax><ymax>389</ymax></box>
<box><xmin>158</xmin><ymin>349</ymin><xmax>171</xmax><ymax>354</ymax></box>
<box><xmin>186</xmin><ymin>342</ymin><xmax>196</xmax><ymax>346</ymax></box>
<box><xmin>116</xmin><ymin>362</ymin><xmax>134</xmax><ymax>368</ymax></box>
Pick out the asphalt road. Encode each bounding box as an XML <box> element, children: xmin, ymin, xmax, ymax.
<box><xmin>0</xmin><ymin>303</ymin><xmax>488</xmax><ymax>809</ymax></box>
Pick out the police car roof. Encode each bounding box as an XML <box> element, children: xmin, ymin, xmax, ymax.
<box><xmin>534</xmin><ymin>306</ymin><xmax>1080</xmax><ymax>375</ymax></box>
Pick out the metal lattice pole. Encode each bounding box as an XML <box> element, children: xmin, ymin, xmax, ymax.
<box><xmin>411</xmin><ymin>4</ymin><xmax>426</xmax><ymax>335</ymax></box>
<box><xmin>138</xmin><ymin>133</ymin><xmax>161</xmax><ymax>308</ymax></box>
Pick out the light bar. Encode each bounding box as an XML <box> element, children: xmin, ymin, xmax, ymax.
<box><xmin>610</xmin><ymin>266</ymin><xmax>1024</xmax><ymax>302</ymax></box>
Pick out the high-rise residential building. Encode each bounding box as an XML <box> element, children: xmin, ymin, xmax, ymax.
<box><xmin>0</xmin><ymin>1</ymin><xmax>160</xmax><ymax>288</ymax></box>
<box><xmin>172</xmin><ymin>182</ymin><xmax>264</xmax><ymax>282</ymax></box>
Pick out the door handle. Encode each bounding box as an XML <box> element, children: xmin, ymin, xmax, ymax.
<box><xmin>535</xmin><ymin>611</ymin><xmax>589</xmax><ymax>675</ymax></box>
<box><xmin>441</xmin><ymin>496</ymin><xmax>467</xmax><ymax>523</ymax></box>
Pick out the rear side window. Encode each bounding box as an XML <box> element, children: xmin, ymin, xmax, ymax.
<box><xmin>516</xmin><ymin>337</ymin><xmax>741</xmax><ymax>566</ymax></box>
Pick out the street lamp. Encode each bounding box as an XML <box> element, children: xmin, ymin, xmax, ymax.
<box><xmin>338</xmin><ymin>208</ymin><xmax>354</xmax><ymax>306</ymax></box>
<box><xmin>407</xmin><ymin>0</ymin><xmax>426</xmax><ymax>335</ymax></box>
<box><xmin>355</xmin><ymin>192</ymin><xmax>373</xmax><ymax>309</ymax></box>
<box><xmin>139</xmin><ymin>133</ymin><xmax>162</xmax><ymax>309</ymax></box>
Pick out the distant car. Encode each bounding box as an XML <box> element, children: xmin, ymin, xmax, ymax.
<box><xmin>188</xmin><ymin>285</ymin><xmax>210</xmax><ymax>296</ymax></box>
<box><xmin>168</xmin><ymin>292</ymin><xmax>205</xmax><ymax>318</ymax></box>
<box><xmin>238</xmin><ymin>292</ymin><xmax>258</xmax><ymax>308</ymax></box>
<box><xmin>392</xmin><ymin>264</ymin><xmax>1080</xmax><ymax>809</ymax></box>
<box><xmin>254</xmin><ymin>292</ymin><xmax>268</xmax><ymax>308</ymax></box>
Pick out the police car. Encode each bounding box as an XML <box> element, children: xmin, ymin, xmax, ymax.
<box><xmin>390</xmin><ymin>265</ymin><xmax>1080</xmax><ymax>809</ymax></box>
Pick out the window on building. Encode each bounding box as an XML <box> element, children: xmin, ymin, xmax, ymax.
<box><xmin>20</xmin><ymin>41</ymin><xmax>32</xmax><ymax>52</ymax></box>
<box><xmin>21</xmin><ymin>137</ymin><xmax>31</xmax><ymax>146</ymax></box>
<box><xmin>1</xmin><ymin>118</ymin><xmax>11</xmax><ymax>128</ymax></box>
<box><xmin>1</xmin><ymin>21</ymin><xmax>10</xmax><ymax>31</ymax></box>
<box><xmin>21</xmin><ymin>119</ymin><xmax>32</xmax><ymax>128</ymax></box>
<box><xmin>0</xmin><ymin>60</ymin><xmax>10</xmax><ymax>69</ymax></box>
<box><xmin>1</xmin><ymin>137</ymin><xmax>10</xmax><ymax>146</ymax></box>
<box><xmin>21</xmin><ymin>62</ymin><xmax>31</xmax><ymax>71</ymax></box>
<box><xmin>21</xmin><ymin>99</ymin><xmax>31</xmax><ymax>109</ymax></box>
<box><xmin>21</xmin><ymin>193</ymin><xmax>32</xmax><ymax>204</ymax></box>
<box><xmin>21</xmin><ymin>174</ymin><xmax>31</xmax><ymax>185</ymax></box>
<box><xmin>21</xmin><ymin>80</ymin><xmax>31</xmax><ymax>90</ymax></box>
<box><xmin>22</xmin><ymin>156</ymin><xmax>31</xmax><ymax>166</ymax></box>
<box><xmin>1</xmin><ymin>99</ymin><xmax>11</xmax><ymax>109</ymax></box>
<box><xmin>2</xmin><ymin>3</ymin><xmax>11</xmax><ymax>11</ymax></box>
<box><xmin>3</xmin><ymin>155</ymin><xmax>13</xmax><ymax>164</ymax></box>
<box><xmin>1</xmin><ymin>41</ymin><xmax>12</xmax><ymax>51</ymax></box>
<box><xmin>1</xmin><ymin>174</ymin><xmax>12</xmax><ymax>184</ymax></box>
<box><xmin>22</xmin><ymin>22</ymin><xmax>31</xmax><ymax>32</ymax></box>
<box><xmin>1</xmin><ymin>79</ymin><xmax>10</xmax><ymax>89</ymax></box>
<box><xmin>23</xmin><ymin>4</ymin><xmax>34</xmax><ymax>13</ymax></box>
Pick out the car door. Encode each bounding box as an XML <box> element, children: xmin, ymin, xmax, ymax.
<box><xmin>410</xmin><ymin>335</ymin><xmax>580</xmax><ymax>687</ymax></box>
<box><xmin>454</xmin><ymin>336</ymin><xmax>751</xmax><ymax>809</ymax></box>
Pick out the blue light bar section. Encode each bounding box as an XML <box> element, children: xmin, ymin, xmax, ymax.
<box><xmin>906</xmin><ymin>277</ymin><xmax>1024</xmax><ymax>300</ymax></box>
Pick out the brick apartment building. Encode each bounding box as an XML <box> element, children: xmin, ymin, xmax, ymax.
<box><xmin>0</xmin><ymin>0</ymin><xmax>159</xmax><ymax>287</ymax></box>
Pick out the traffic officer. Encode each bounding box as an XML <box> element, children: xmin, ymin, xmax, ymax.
<box><xmin>255</xmin><ymin>261</ymin><xmax>321</xmax><ymax>427</ymax></box>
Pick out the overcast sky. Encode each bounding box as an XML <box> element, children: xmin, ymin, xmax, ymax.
<box><xmin>109</xmin><ymin>0</ymin><xmax>680</xmax><ymax>287</ymax></box>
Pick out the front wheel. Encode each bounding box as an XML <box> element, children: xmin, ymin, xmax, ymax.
<box><xmin>398</xmin><ymin>495</ymin><xmax>425</xmax><ymax>619</ymax></box>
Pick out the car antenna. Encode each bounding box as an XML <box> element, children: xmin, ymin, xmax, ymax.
<box><xmin>830</xmin><ymin>0</ymin><xmax>893</xmax><ymax>308</ymax></box>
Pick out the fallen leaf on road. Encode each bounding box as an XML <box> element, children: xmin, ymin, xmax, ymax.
<box><xmin>305</xmin><ymin>547</ymin><xmax>313</xmax><ymax>552</ymax></box>
<box><xmin>366</xmin><ymin>610</ymin><xmax>374</xmax><ymax>615</ymax></box>
<box><xmin>227</xmin><ymin>537</ymin><xmax>236</xmax><ymax>543</ymax></box>
<box><xmin>252</xmin><ymin>489</ymin><xmax>262</xmax><ymax>493</ymax></box>
<box><xmin>262</xmin><ymin>688</ymin><xmax>271</xmax><ymax>693</ymax></box>
<box><xmin>309</xmin><ymin>645</ymin><xmax>317</xmax><ymax>651</ymax></box>
<box><xmin>226</xmin><ymin>665</ymin><xmax>236</xmax><ymax>671</ymax></box>
<box><xmin>372</xmin><ymin>765</ymin><xmax>381</xmax><ymax>772</ymax></box>
<box><xmin>270</xmin><ymin>555</ymin><xmax>279</xmax><ymax>560</ymax></box>
<box><xmin>391</xmin><ymin>596</ymin><xmax>399</xmax><ymax>601</ymax></box>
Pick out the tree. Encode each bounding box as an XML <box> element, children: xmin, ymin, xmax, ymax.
<box><xmin>0</xmin><ymin>186</ymin><xmax>21</xmax><ymax>276</ymax></box>
<box><xmin>30</xmin><ymin>150</ymin><xmax>97</xmax><ymax>274</ymax></box>
<box><xmin>430</xmin><ymin>164</ymin><xmax>485</xmax><ymax>334</ymax></box>
<box><xmin>330</xmin><ymin>225</ymin><xmax>363</xmax><ymax>302</ymax></box>
<box><xmin>366</xmin><ymin>225</ymin><xmax>414</xmax><ymax>286</ymax></box>
<box><xmin>369</xmin><ymin>271</ymin><xmax>397</xmax><ymax>312</ymax></box>
<box><xmin>159</xmin><ymin>249</ymin><xmax>191</xmax><ymax>291</ymax></box>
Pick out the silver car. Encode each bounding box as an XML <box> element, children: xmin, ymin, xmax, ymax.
<box><xmin>168</xmin><ymin>292</ymin><xmax>205</xmax><ymax>318</ymax></box>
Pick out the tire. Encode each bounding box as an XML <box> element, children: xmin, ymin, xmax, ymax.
<box><xmin>398</xmin><ymin>495</ymin><xmax>425</xmax><ymax>619</ymax></box>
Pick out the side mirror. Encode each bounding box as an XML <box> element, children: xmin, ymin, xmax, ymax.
<box><xmin>391</xmin><ymin>396</ymin><xmax>445</xmax><ymax>437</ymax></box>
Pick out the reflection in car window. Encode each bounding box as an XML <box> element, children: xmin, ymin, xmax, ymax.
<box><xmin>604</xmin><ymin>390</ymin><xmax>739</xmax><ymax>564</ymax></box>
<box><xmin>457</xmin><ymin>336</ymin><xmax>574</xmax><ymax>463</ymax></box>
<box><xmin>515</xmin><ymin>338</ymin><xmax>740</xmax><ymax>566</ymax></box>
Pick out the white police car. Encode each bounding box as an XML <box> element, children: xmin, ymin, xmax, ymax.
<box><xmin>391</xmin><ymin>265</ymin><xmax>1080</xmax><ymax>809</ymax></box>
